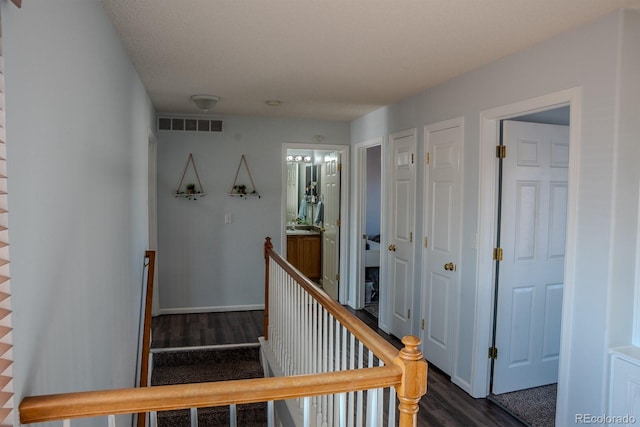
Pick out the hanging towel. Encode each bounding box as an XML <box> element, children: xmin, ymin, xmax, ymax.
<box><xmin>298</xmin><ymin>200</ymin><xmax>307</xmax><ymax>219</ymax></box>
<box><xmin>314</xmin><ymin>201</ymin><xmax>324</xmax><ymax>225</ymax></box>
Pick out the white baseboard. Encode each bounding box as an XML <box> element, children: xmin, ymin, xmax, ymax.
<box><xmin>158</xmin><ymin>304</ymin><xmax>265</xmax><ymax>315</ymax></box>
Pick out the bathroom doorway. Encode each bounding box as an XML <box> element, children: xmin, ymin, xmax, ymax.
<box><xmin>353</xmin><ymin>138</ymin><xmax>384</xmax><ymax>319</ymax></box>
<box><xmin>282</xmin><ymin>144</ymin><xmax>349</xmax><ymax>303</ymax></box>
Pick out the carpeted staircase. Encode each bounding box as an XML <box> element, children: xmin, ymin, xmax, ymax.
<box><xmin>151</xmin><ymin>346</ymin><xmax>268</xmax><ymax>427</ymax></box>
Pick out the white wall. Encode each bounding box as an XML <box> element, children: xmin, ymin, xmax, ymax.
<box><xmin>156</xmin><ymin>116</ymin><xmax>349</xmax><ymax>312</ymax></box>
<box><xmin>351</xmin><ymin>9</ymin><xmax>638</xmax><ymax>425</ymax></box>
<box><xmin>2</xmin><ymin>1</ymin><xmax>154</xmax><ymax>424</ymax></box>
<box><xmin>612</xmin><ymin>10</ymin><xmax>640</xmax><ymax>348</ymax></box>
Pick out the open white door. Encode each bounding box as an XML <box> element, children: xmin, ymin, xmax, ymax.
<box><xmin>421</xmin><ymin>119</ymin><xmax>463</xmax><ymax>375</ymax></box>
<box><xmin>492</xmin><ymin>121</ymin><xmax>568</xmax><ymax>394</ymax></box>
<box><xmin>388</xmin><ymin>129</ymin><xmax>416</xmax><ymax>339</ymax></box>
<box><xmin>322</xmin><ymin>151</ymin><xmax>340</xmax><ymax>300</ymax></box>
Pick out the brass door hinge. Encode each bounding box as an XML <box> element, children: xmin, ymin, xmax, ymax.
<box><xmin>337</xmin><ymin>218</ymin><xmax>341</xmax><ymax>227</ymax></box>
<box><xmin>493</xmin><ymin>247</ymin><xmax>503</xmax><ymax>261</ymax></box>
<box><xmin>426</xmin><ymin>152</ymin><xmax>430</xmax><ymax>165</ymax></box>
<box><xmin>424</xmin><ymin>236</ymin><xmax>428</xmax><ymax>248</ymax></box>
<box><xmin>421</xmin><ymin>319</ymin><xmax>425</xmax><ymax>330</ymax></box>
<box><xmin>338</xmin><ymin>162</ymin><xmax>342</xmax><ymax>172</ymax></box>
<box><xmin>411</xmin><ymin>153</ymin><xmax>415</xmax><ymax>164</ymax></box>
<box><xmin>496</xmin><ymin>145</ymin><xmax>506</xmax><ymax>159</ymax></box>
<box><xmin>335</xmin><ymin>273</ymin><xmax>340</xmax><ymax>281</ymax></box>
<box><xmin>407</xmin><ymin>309</ymin><xmax>411</xmax><ymax>319</ymax></box>
<box><xmin>488</xmin><ymin>346</ymin><xmax>498</xmax><ymax>360</ymax></box>
<box><xmin>409</xmin><ymin>232</ymin><xmax>413</xmax><ymax>243</ymax></box>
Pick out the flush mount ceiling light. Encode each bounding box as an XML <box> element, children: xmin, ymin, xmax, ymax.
<box><xmin>191</xmin><ymin>95</ymin><xmax>220</xmax><ymax>112</ymax></box>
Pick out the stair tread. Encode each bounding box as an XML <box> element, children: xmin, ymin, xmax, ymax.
<box><xmin>151</xmin><ymin>360</ymin><xmax>263</xmax><ymax>385</ymax></box>
<box><xmin>157</xmin><ymin>405</ymin><xmax>267</xmax><ymax>427</ymax></box>
<box><xmin>151</xmin><ymin>347</ymin><xmax>268</xmax><ymax>426</ymax></box>
<box><xmin>152</xmin><ymin>347</ymin><xmax>260</xmax><ymax>368</ymax></box>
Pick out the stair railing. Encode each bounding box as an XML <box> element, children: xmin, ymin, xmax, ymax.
<box><xmin>262</xmin><ymin>236</ymin><xmax>427</xmax><ymax>426</ymax></box>
<box><xmin>18</xmin><ymin>238</ymin><xmax>427</xmax><ymax>427</ymax></box>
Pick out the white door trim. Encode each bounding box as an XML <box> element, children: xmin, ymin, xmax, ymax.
<box><xmin>351</xmin><ymin>137</ymin><xmax>384</xmax><ymax>309</ymax></box>
<box><xmin>473</xmin><ymin>86</ymin><xmax>581</xmax><ymax>421</ymax></box>
<box><xmin>281</xmin><ymin>143</ymin><xmax>350</xmax><ymax>304</ymax></box>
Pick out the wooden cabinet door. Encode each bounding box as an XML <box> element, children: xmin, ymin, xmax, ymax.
<box><xmin>286</xmin><ymin>235</ymin><xmax>321</xmax><ymax>280</ymax></box>
<box><xmin>286</xmin><ymin>236</ymin><xmax>299</xmax><ymax>266</ymax></box>
<box><xmin>300</xmin><ymin>236</ymin><xmax>321</xmax><ymax>280</ymax></box>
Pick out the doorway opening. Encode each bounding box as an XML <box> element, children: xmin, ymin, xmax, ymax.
<box><xmin>282</xmin><ymin>144</ymin><xmax>349</xmax><ymax>303</ymax></box>
<box><xmin>488</xmin><ymin>106</ymin><xmax>570</xmax><ymax>426</ymax></box>
<box><xmin>363</xmin><ymin>145</ymin><xmax>382</xmax><ymax>318</ymax></box>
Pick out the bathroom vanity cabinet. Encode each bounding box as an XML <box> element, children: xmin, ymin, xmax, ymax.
<box><xmin>286</xmin><ymin>233</ymin><xmax>321</xmax><ymax>281</ymax></box>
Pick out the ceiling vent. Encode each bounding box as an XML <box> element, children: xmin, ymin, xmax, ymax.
<box><xmin>157</xmin><ymin>117</ymin><xmax>223</xmax><ymax>133</ymax></box>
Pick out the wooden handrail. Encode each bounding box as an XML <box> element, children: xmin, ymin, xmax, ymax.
<box><xmin>265</xmin><ymin>238</ymin><xmax>400</xmax><ymax>366</ymax></box>
<box><xmin>137</xmin><ymin>250</ymin><xmax>155</xmax><ymax>427</ymax></box>
<box><xmin>19</xmin><ymin>366</ymin><xmax>401</xmax><ymax>424</ymax></box>
<box><xmin>263</xmin><ymin>236</ymin><xmax>273</xmax><ymax>340</ymax></box>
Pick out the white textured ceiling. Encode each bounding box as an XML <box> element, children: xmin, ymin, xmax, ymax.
<box><xmin>101</xmin><ymin>0</ymin><xmax>640</xmax><ymax>121</ymax></box>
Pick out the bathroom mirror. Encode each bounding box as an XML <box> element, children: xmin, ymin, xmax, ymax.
<box><xmin>304</xmin><ymin>165</ymin><xmax>321</xmax><ymax>204</ymax></box>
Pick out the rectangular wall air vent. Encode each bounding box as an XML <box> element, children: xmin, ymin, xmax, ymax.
<box><xmin>157</xmin><ymin>117</ymin><xmax>223</xmax><ymax>133</ymax></box>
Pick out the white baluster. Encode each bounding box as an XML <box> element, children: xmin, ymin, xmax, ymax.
<box><xmin>322</xmin><ymin>308</ymin><xmax>328</xmax><ymax>426</ymax></box>
<box><xmin>387</xmin><ymin>388</ymin><xmax>396</xmax><ymax>427</ymax></box>
<box><xmin>313</xmin><ymin>300</ymin><xmax>318</xmax><ymax>374</ymax></box>
<box><xmin>356</xmin><ymin>340</ymin><xmax>364</xmax><ymax>427</ymax></box>
<box><xmin>304</xmin><ymin>291</ymin><xmax>309</xmax><ymax>374</ymax></box>
<box><xmin>229</xmin><ymin>404</ymin><xmax>237</xmax><ymax>427</ymax></box>
<box><xmin>377</xmin><ymin>359</ymin><xmax>384</xmax><ymax>427</ymax></box>
<box><xmin>365</xmin><ymin>388</ymin><xmax>378</xmax><ymax>427</ymax></box>
<box><xmin>312</xmin><ymin>300</ymin><xmax>319</xmax><ymax>411</ymax></box>
<box><xmin>108</xmin><ymin>414</ymin><xmax>116</xmax><ymax>427</ymax></box>
<box><xmin>293</xmin><ymin>286</ymin><xmax>302</xmax><ymax>375</ymax></box>
<box><xmin>303</xmin><ymin>396</ymin><xmax>312</xmax><ymax>426</ymax></box>
<box><xmin>150</xmin><ymin>411</ymin><xmax>158</xmax><ymax>427</ymax></box>
<box><xmin>339</xmin><ymin>392</ymin><xmax>347</xmax><ymax>427</ymax></box>
<box><xmin>63</xmin><ymin>420</ymin><xmax>70</xmax><ymax>427</ymax></box>
<box><xmin>328</xmin><ymin>315</ymin><xmax>335</xmax><ymax>426</ymax></box>
<box><xmin>283</xmin><ymin>275</ymin><xmax>289</xmax><ymax>375</ymax></box>
<box><xmin>348</xmin><ymin>333</ymin><xmax>356</xmax><ymax>427</ymax></box>
<box><xmin>267</xmin><ymin>400</ymin><xmax>275</xmax><ymax>427</ymax></box>
<box><xmin>190</xmin><ymin>407</ymin><xmax>198</xmax><ymax>427</ymax></box>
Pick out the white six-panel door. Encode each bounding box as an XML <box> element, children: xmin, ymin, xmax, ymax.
<box><xmin>421</xmin><ymin>118</ymin><xmax>463</xmax><ymax>376</ymax></box>
<box><xmin>492</xmin><ymin>121</ymin><xmax>569</xmax><ymax>394</ymax></box>
<box><xmin>389</xmin><ymin>129</ymin><xmax>416</xmax><ymax>339</ymax></box>
<box><xmin>322</xmin><ymin>151</ymin><xmax>340</xmax><ymax>300</ymax></box>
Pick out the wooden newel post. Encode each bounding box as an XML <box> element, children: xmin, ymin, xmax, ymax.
<box><xmin>263</xmin><ymin>237</ymin><xmax>273</xmax><ymax>340</ymax></box>
<box><xmin>394</xmin><ymin>335</ymin><xmax>428</xmax><ymax>427</ymax></box>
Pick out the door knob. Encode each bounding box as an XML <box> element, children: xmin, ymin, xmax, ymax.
<box><xmin>388</xmin><ymin>244</ymin><xmax>397</xmax><ymax>252</ymax></box>
<box><xmin>444</xmin><ymin>262</ymin><xmax>456</xmax><ymax>271</ymax></box>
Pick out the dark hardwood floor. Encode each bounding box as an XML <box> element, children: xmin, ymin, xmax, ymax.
<box><xmin>151</xmin><ymin>310</ymin><xmax>523</xmax><ymax>426</ymax></box>
<box><xmin>151</xmin><ymin>310</ymin><xmax>263</xmax><ymax>348</ymax></box>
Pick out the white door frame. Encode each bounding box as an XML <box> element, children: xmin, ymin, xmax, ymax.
<box><xmin>473</xmin><ymin>87</ymin><xmax>581</xmax><ymax>422</ymax></box>
<box><xmin>350</xmin><ymin>137</ymin><xmax>384</xmax><ymax>310</ymax></box>
<box><xmin>281</xmin><ymin>143</ymin><xmax>350</xmax><ymax>304</ymax></box>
